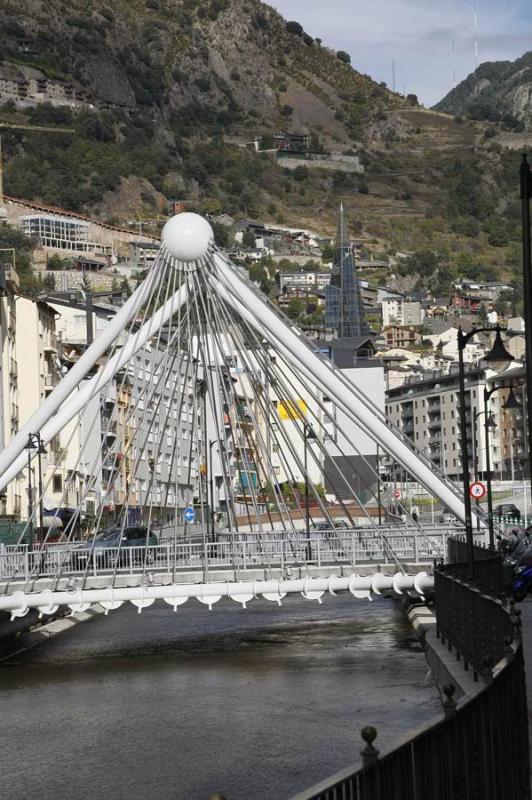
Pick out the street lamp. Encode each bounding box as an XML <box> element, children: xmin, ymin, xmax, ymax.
<box><xmin>483</xmin><ymin>385</ymin><xmax>522</xmax><ymax>546</ymax></box>
<box><xmin>24</xmin><ymin>433</ymin><xmax>47</xmax><ymax>541</ymax></box>
<box><xmin>519</xmin><ymin>155</ymin><xmax>532</xmax><ymax>496</ymax></box>
<box><xmin>471</xmin><ymin>408</ymin><xmax>496</xmax><ymax>531</ymax></box>
<box><xmin>209</xmin><ymin>438</ymin><xmax>226</xmax><ymax>543</ymax></box>
<box><xmin>457</xmin><ymin>326</ymin><xmax>514</xmax><ymax>572</ymax></box>
<box><xmin>303</xmin><ymin>423</ymin><xmax>317</xmax><ymax>539</ymax></box>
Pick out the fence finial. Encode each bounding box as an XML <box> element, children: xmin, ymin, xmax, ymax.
<box><xmin>443</xmin><ymin>683</ymin><xmax>457</xmax><ymax>717</ymax></box>
<box><xmin>361</xmin><ymin>726</ymin><xmax>379</xmax><ymax>766</ymax></box>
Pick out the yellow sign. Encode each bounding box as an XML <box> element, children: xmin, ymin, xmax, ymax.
<box><xmin>278</xmin><ymin>399</ymin><xmax>308</xmax><ymax>421</ymax></box>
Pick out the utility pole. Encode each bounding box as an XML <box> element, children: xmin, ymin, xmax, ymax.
<box><xmin>473</xmin><ymin>0</ymin><xmax>479</xmax><ymax>68</ymax></box>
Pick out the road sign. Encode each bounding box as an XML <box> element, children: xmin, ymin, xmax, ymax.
<box><xmin>394</xmin><ymin>490</ymin><xmax>401</xmax><ymax>499</ymax></box>
<box><xmin>183</xmin><ymin>506</ymin><xmax>195</xmax><ymax>523</ymax></box>
<box><xmin>469</xmin><ymin>482</ymin><xmax>486</xmax><ymax>500</ymax></box>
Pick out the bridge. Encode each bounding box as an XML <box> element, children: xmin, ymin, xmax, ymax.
<box><xmin>0</xmin><ymin>212</ymin><xmax>486</xmax><ymax>620</ymax></box>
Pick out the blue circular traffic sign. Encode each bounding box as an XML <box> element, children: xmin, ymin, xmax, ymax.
<box><xmin>184</xmin><ymin>506</ymin><xmax>196</xmax><ymax>523</ymax></box>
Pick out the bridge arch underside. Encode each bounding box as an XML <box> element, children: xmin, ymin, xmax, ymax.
<box><xmin>0</xmin><ymin>216</ymin><xmax>481</xmax><ymax>615</ymax></box>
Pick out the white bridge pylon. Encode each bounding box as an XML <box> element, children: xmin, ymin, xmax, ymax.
<box><xmin>0</xmin><ymin>213</ymin><xmax>479</xmax><ymax>617</ymax></box>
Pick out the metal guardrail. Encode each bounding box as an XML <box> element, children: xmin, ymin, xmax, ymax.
<box><xmin>0</xmin><ymin>529</ymin><xmax>462</xmax><ymax>582</ymax></box>
<box><xmin>446</xmin><ymin>536</ymin><xmax>505</xmax><ymax>595</ymax></box>
<box><xmin>291</xmin><ymin>550</ymin><xmax>530</xmax><ymax>799</ymax></box>
<box><xmin>434</xmin><ymin>567</ymin><xmax>511</xmax><ymax>676</ymax></box>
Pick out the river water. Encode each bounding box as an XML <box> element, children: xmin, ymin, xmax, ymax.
<box><xmin>0</xmin><ymin>595</ymin><xmax>439</xmax><ymax>800</ymax></box>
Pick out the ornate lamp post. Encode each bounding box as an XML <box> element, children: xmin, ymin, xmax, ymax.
<box><xmin>303</xmin><ymin>423</ymin><xmax>317</xmax><ymax>539</ymax></box>
<box><xmin>24</xmin><ymin>432</ymin><xmax>47</xmax><ymax>541</ymax></box>
<box><xmin>471</xmin><ymin>408</ymin><xmax>496</xmax><ymax>531</ymax></box>
<box><xmin>457</xmin><ymin>326</ymin><xmax>514</xmax><ymax>571</ymax></box>
<box><xmin>483</xmin><ymin>385</ymin><xmax>521</xmax><ymax>542</ymax></box>
<box><xmin>209</xmin><ymin>439</ymin><xmax>226</xmax><ymax>543</ymax></box>
<box><xmin>520</xmin><ymin>155</ymin><xmax>532</xmax><ymax>494</ymax></box>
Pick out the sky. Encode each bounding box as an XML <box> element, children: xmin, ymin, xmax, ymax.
<box><xmin>270</xmin><ymin>1</ymin><xmax>532</xmax><ymax>106</ymax></box>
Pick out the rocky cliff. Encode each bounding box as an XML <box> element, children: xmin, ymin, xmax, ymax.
<box><xmin>435</xmin><ymin>52</ymin><xmax>532</xmax><ymax>130</ymax></box>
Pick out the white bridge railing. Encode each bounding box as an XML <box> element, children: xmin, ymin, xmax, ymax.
<box><xmin>0</xmin><ymin>527</ymin><xmax>472</xmax><ymax>584</ymax></box>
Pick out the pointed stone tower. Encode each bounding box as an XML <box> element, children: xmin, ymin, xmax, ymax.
<box><xmin>325</xmin><ymin>204</ymin><xmax>369</xmax><ymax>339</ymax></box>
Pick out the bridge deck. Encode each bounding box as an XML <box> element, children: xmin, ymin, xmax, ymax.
<box><xmin>0</xmin><ymin>528</ymin><xmax>468</xmax><ymax>590</ymax></box>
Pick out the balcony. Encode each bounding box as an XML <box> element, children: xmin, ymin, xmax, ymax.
<box><xmin>428</xmin><ymin>419</ymin><xmax>441</xmax><ymax>431</ymax></box>
<box><xmin>43</xmin><ymin>333</ymin><xmax>58</xmax><ymax>354</ymax></box>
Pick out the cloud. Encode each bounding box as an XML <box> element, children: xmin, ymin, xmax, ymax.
<box><xmin>269</xmin><ymin>0</ymin><xmax>532</xmax><ymax>105</ymax></box>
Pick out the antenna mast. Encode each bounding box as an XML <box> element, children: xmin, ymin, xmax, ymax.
<box><xmin>473</xmin><ymin>0</ymin><xmax>479</xmax><ymax>68</ymax></box>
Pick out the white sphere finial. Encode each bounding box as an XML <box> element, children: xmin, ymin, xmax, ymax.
<box><xmin>161</xmin><ymin>212</ymin><xmax>214</xmax><ymax>263</ymax></box>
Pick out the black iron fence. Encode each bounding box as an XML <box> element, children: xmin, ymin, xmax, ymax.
<box><xmin>446</xmin><ymin>536</ymin><xmax>504</xmax><ymax>595</ymax></box>
<box><xmin>290</xmin><ymin>551</ymin><xmax>530</xmax><ymax>800</ymax></box>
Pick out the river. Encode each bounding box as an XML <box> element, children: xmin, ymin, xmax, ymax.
<box><xmin>0</xmin><ymin>595</ymin><xmax>440</xmax><ymax>800</ymax></box>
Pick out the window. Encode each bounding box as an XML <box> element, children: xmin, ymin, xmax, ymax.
<box><xmin>53</xmin><ymin>474</ymin><xmax>62</xmax><ymax>493</ymax></box>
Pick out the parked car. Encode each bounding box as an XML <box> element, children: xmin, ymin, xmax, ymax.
<box><xmin>309</xmin><ymin>522</ymin><xmax>331</xmax><ymax>533</ymax></box>
<box><xmin>495</xmin><ymin>504</ymin><xmax>521</xmax><ymax>520</ymax></box>
<box><xmin>71</xmin><ymin>526</ymin><xmax>158</xmax><ymax>570</ymax></box>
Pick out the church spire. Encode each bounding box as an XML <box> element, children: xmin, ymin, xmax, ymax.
<box><xmin>325</xmin><ymin>204</ymin><xmax>369</xmax><ymax>340</ymax></box>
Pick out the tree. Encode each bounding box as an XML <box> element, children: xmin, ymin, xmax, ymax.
<box><xmin>321</xmin><ymin>243</ymin><xmax>334</xmax><ymax>262</ymax></box>
<box><xmin>280</xmin><ymin>104</ymin><xmax>294</xmax><ymax>118</ymax></box>
<box><xmin>242</xmin><ymin>229</ymin><xmax>256</xmax><ymax>249</ymax></box>
<box><xmin>120</xmin><ymin>277</ymin><xmax>132</xmax><ymax>298</ymax></box>
<box><xmin>337</xmin><ymin>51</ymin><xmax>351</xmax><ymax>65</ymax></box>
<box><xmin>406</xmin><ymin>94</ymin><xmax>419</xmax><ymax>105</ymax></box>
<box><xmin>398</xmin><ymin>249</ymin><xmax>440</xmax><ymax>277</ymax></box>
<box><xmin>47</xmin><ymin>254</ymin><xmax>64</xmax><ymax>270</ymax></box>
<box><xmin>43</xmin><ymin>274</ymin><xmax>56</xmax><ymax>291</ymax></box>
<box><xmin>286</xmin><ymin>20</ymin><xmax>303</xmax><ymax>36</ymax></box>
<box><xmin>212</xmin><ymin>222</ymin><xmax>231</xmax><ymax>249</ymax></box>
<box><xmin>286</xmin><ymin>298</ymin><xmax>305</xmax><ymax>320</ymax></box>
<box><xmin>260</xmin><ymin>133</ymin><xmax>274</xmax><ymax>149</ymax></box>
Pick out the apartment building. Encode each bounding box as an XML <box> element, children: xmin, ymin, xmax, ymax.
<box><xmin>381</xmin><ymin>297</ymin><xmax>423</xmax><ymax>328</ymax></box>
<box><xmin>20</xmin><ymin>214</ymin><xmax>113</xmax><ymax>256</ymax></box>
<box><xmin>386</xmin><ymin>366</ymin><xmax>503</xmax><ymax>481</ymax></box>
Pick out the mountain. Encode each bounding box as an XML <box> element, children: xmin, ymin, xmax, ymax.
<box><xmin>0</xmin><ymin>0</ymin><xmax>404</xmax><ymax>214</ymax></box>
<box><xmin>0</xmin><ymin>0</ymin><xmax>528</xmax><ymax>304</ymax></box>
<box><xmin>434</xmin><ymin>52</ymin><xmax>532</xmax><ymax>131</ymax></box>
